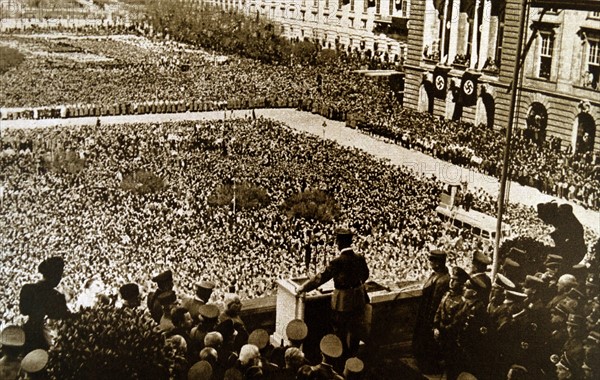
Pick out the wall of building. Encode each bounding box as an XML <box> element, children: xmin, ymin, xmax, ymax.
<box><xmin>403</xmin><ymin>0</ymin><xmax>600</xmax><ymax>153</ymax></box>
<box><xmin>209</xmin><ymin>0</ymin><xmax>409</xmax><ymax>62</ymax></box>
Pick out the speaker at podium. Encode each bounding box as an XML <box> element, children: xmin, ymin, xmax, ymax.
<box><xmin>274</xmin><ymin>278</ymin><xmax>386</xmax><ymax>364</ymax></box>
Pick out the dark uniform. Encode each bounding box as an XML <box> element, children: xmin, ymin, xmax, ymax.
<box><xmin>413</xmin><ymin>250</ymin><xmax>450</xmax><ymax>374</ymax></box>
<box><xmin>147</xmin><ymin>270</ymin><xmax>174</xmax><ymax>323</ymax></box>
<box><xmin>434</xmin><ymin>267</ymin><xmax>469</xmax><ymax>380</ymax></box>
<box><xmin>298</xmin><ymin>228</ymin><xmax>369</xmax><ymax>357</ymax></box>
<box><xmin>20</xmin><ymin>257</ymin><xmax>70</xmax><ymax>353</ymax></box>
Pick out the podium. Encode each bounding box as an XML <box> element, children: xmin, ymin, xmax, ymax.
<box><xmin>274</xmin><ymin>278</ymin><xmax>397</xmax><ymax>363</ymax></box>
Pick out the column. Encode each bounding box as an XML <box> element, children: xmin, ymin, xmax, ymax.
<box><xmin>469</xmin><ymin>0</ymin><xmax>480</xmax><ymax>69</ymax></box>
<box><xmin>477</xmin><ymin>0</ymin><xmax>491</xmax><ymax>70</ymax></box>
<box><xmin>440</xmin><ymin>0</ymin><xmax>450</xmax><ymax>63</ymax></box>
<box><xmin>448</xmin><ymin>0</ymin><xmax>460</xmax><ymax>64</ymax></box>
<box><xmin>487</xmin><ymin>15</ymin><xmax>498</xmax><ymax>64</ymax></box>
<box><xmin>457</xmin><ymin>12</ymin><xmax>470</xmax><ymax>59</ymax></box>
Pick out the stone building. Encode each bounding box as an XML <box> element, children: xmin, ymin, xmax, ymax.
<box><xmin>403</xmin><ymin>0</ymin><xmax>600</xmax><ymax>153</ymax></box>
<box><xmin>210</xmin><ymin>0</ymin><xmax>411</xmax><ymax>64</ymax></box>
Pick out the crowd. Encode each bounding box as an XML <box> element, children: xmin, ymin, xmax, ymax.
<box><xmin>0</xmin><ymin>113</ymin><xmax>598</xmax><ymax>378</ymax></box>
<box><xmin>0</xmin><ymin>116</ymin><xmax>463</xmax><ymax>327</ymax></box>
<box><xmin>1</xmin><ymin>26</ymin><xmax>598</xmax><ymax>209</ymax></box>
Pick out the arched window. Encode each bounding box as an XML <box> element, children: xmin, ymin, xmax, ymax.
<box><xmin>525</xmin><ymin>102</ymin><xmax>548</xmax><ymax>147</ymax></box>
<box><xmin>575</xmin><ymin>113</ymin><xmax>596</xmax><ymax>153</ymax></box>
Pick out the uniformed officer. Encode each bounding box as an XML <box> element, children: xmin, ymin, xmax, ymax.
<box><xmin>0</xmin><ymin>326</ymin><xmax>25</xmax><ymax>380</ymax></box>
<box><xmin>270</xmin><ymin>319</ymin><xmax>309</xmax><ymax>368</ymax></box>
<box><xmin>20</xmin><ymin>257</ymin><xmax>70</xmax><ymax>353</ymax></box>
<box><xmin>310</xmin><ymin>334</ymin><xmax>344</xmax><ymax>380</ymax></box>
<box><xmin>182</xmin><ymin>280</ymin><xmax>215</xmax><ymax>323</ymax></box>
<box><xmin>434</xmin><ymin>266</ymin><xmax>469</xmax><ymax>380</ymax></box>
<box><xmin>455</xmin><ymin>276</ymin><xmax>490</xmax><ymax>379</ymax></box>
<box><xmin>147</xmin><ymin>270</ymin><xmax>174</xmax><ymax>323</ymax></box>
<box><xmin>413</xmin><ymin>249</ymin><xmax>450</xmax><ymax>374</ymax></box>
<box><xmin>471</xmin><ymin>250</ymin><xmax>492</xmax><ymax>301</ymax></box>
<box><xmin>343</xmin><ymin>357</ymin><xmax>364</xmax><ymax>380</ymax></box>
<box><xmin>297</xmin><ymin>228</ymin><xmax>369</xmax><ymax>358</ymax></box>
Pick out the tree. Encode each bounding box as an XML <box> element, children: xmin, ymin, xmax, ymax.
<box><xmin>283</xmin><ymin>189</ymin><xmax>340</xmax><ymax>223</ymax></box>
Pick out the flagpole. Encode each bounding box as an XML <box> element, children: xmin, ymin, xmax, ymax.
<box><xmin>492</xmin><ymin>0</ymin><xmax>528</xmax><ymax>280</ymax></box>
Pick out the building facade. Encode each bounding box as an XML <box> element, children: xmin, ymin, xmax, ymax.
<box><xmin>403</xmin><ymin>0</ymin><xmax>600</xmax><ymax>153</ymax></box>
<box><xmin>209</xmin><ymin>0</ymin><xmax>411</xmax><ymax>63</ymax></box>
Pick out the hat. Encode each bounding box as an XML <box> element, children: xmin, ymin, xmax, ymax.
<box><xmin>0</xmin><ymin>325</ymin><xmax>25</xmax><ymax>347</ymax></box>
<box><xmin>428</xmin><ymin>250</ymin><xmax>447</xmax><ymax>261</ymax></box>
<box><xmin>196</xmin><ymin>280</ymin><xmax>215</xmax><ymax>292</ymax></box>
<box><xmin>558</xmin><ymin>274</ymin><xmax>578</xmax><ymax>288</ymax></box>
<box><xmin>320</xmin><ymin>334</ymin><xmax>343</xmax><ymax>358</ymax></box>
<box><xmin>157</xmin><ymin>290</ymin><xmax>176</xmax><ymax>306</ymax></box>
<box><xmin>223</xmin><ymin>368</ymin><xmax>243</xmax><ymax>380</ymax></box>
<box><xmin>344</xmin><ymin>357</ymin><xmax>364</xmax><ymax>379</ymax></box>
<box><xmin>198</xmin><ymin>304</ymin><xmax>220</xmax><ymax>320</ymax></box>
<box><xmin>566</xmin><ymin>314</ymin><xmax>585</xmax><ymax>327</ymax></box>
<box><xmin>451</xmin><ymin>267</ymin><xmax>470</xmax><ymax>283</ymax></box>
<box><xmin>523</xmin><ymin>275</ymin><xmax>544</xmax><ymax>290</ymax></box>
<box><xmin>151</xmin><ymin>270</ymin><xmax>173</xmax><ymax>284</ymax></box>
<box><xmin>119</xmin><ymin>283</ymin><xmax>140</xmax><ymax>300</ymax></box>
<box><xmin>586</xmin><ymin>273</ymin><xmax>599</xmax><ymax>288</ymax></box>
<box><xmin>248</xmin><ymin>329</ymin><xmax>270</xmax><ymax>350</ymax></box>
<box><xmin>473</xmin><ymin>251</ymin><xmax>492</xmax><ymax>266</ymax></box>
<box><xmin>494</xmin><ymin>273</ymin><xmax>515</xmax><ymax>290</ymax></box>
<box><xmin>21</xmin><ymin>349</ymin><xmax>48</xmax><ymax>374</ymax></box>
<box><xmin>204</xmin><ymin>331</ymin><xmax>223</xmax><ymax>348</ymax></box>
<box><xmin>466</xmin><ymin>276</ymin><xmax>486</xmax><ymax>292</ymax></box>
<box><xmin>457</xmin><ymin>373</ymin><xmax>478</xmax><ymax>380</ymax></box>
<box><xmin>585</xmin><ymin>331</ymin><xmax>600</xmax><ymax>345</ymax></box>
<box><xmin>335</xmin><ymin>228</ymin><xmax>353</xmax><ymax>237</ymax></box>
<box><xmin>505</xmin><ymin>290</ymin><xmax>528</xmax><ymax>300</ymax></box>
<box><xmin>38</xmin><ymin>256</ymin><xmax>64</xmax><ymax>278</ymax></box>
<box><xmin>544</xmin><ymin>254</ymin><xmax>563</xmax><ymax>265</ymax></box>
<box><xmin>239</xmin><ymin>344</ymin><xmax>260</xmax><ymax>365</ymax></box>
<box><xmin>286</xmin><ymin>319</ymin><xmax>308</xmax><ymax>341</ymax></box>
<box><xmin>503</xmin><ymin>258</ymin><xmax>521</xmax><ymax>268</ymax></box>
<box><xmin>188</xmin><ymin>360</ymin><xmax>213</xmax><ymax>380</ymax></box>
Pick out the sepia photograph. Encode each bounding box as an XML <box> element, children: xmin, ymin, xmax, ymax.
<box><xmin>0</xmin><ymin>0</ymin><xmax>599</xmax><ymax>378</ymax></box>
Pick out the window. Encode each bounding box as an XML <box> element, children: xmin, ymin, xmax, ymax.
<box><xmin>350</xmin><ymin>0</ymin><xmax>354</xmax><ymax>11</ymax></box>
<box><xmin>538</xmin><ymin>33</ymin><xmax>553</xmax><ymax>79</ymax></box>
<box><xmin>586</xmin><ymin>39</ymin><xmax>600</xmax><ymax>89</ymax></box>
<box><xmin>376</xmin><ymin>0</ymin><xmax>380</xmax><ymax>14</ymax></box>
<box><xmin>590</xmin><ymin>11</ymin><xmax>600</xmax><ymax>19</ymax></box>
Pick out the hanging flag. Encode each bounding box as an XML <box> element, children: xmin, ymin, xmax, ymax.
<box><xmin>460</xmin><ymin>71</ymin><xmax>478</xmax><ymax>106</ymax></box>
<box><xmin>432</xmin><ymin>67</ymin><xmax>448</xmax><ymax>99</ymax></box>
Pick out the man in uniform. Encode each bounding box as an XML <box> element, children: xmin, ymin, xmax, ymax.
<box><xmin>455</xmin><ymin>277</ymin><xmax>490</xmax><ymax>379</ymax></box>
<box><xmin>182</xmin><ymin>280</ymin><xmax>215</xmax><ymax>323</ymax></box>
<box><xmin>0</xmin><ymin>326</ymin><xmax>25</xmax><ymax>380</ymax></box>
<box><xmin>412</xmin><ymin>249</ymin><xmax>450</xmax><ymax>374</ymax></box>
<box><xmin>434</xmin><ymin>266</ymin><xmax>469</xmax><ymax>380</ymax></box>
<box><xmin>20</xmin><ymin>256</ymin><xmax>70</xmax><ymax>353</ymax></box>
<box><xmin>147</xmin><ymin>270</ymin><xmax>174</xmax><ymax>323</ymax></box>
<box><xmin>471</xmin><ymin>251</ymin><xmax>492</xmax><ymax>301</ymax></box>
<box><xmin>310</xmin><ymin>334</ymin><xmax>344</xmax><ymax>380</ymax></box>
<box><xmin>297</xmin><ymin>228</ymin><xmax>369</xmax><ymax>358</ymax></box>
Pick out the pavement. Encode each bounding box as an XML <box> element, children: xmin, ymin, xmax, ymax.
<box><xmin>1</xmin><ymin>108</ymin><xmax>598</xmax><ymax>233</ymax></box>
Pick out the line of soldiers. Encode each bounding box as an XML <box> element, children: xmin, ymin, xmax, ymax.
<box><xmin>414</xmin><ymin>248</ymin><xmax>600</xmax><ymax>380</ymax></box>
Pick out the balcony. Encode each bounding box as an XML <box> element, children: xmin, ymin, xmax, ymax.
<box><xmin>373</xmin><ymin>15</ymin><xmax>408</xmax><ymax>42</ymax></box>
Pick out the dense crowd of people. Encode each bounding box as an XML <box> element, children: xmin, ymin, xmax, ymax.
<box><xmin>1</xmin><ymin>116</ymin><xmax>598</xmax><ymax>378</ymax></box>
<box><xmin>0</xmin><ymin>27</ymin><xmax>597</xmax><ymax>210</ymax></box>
